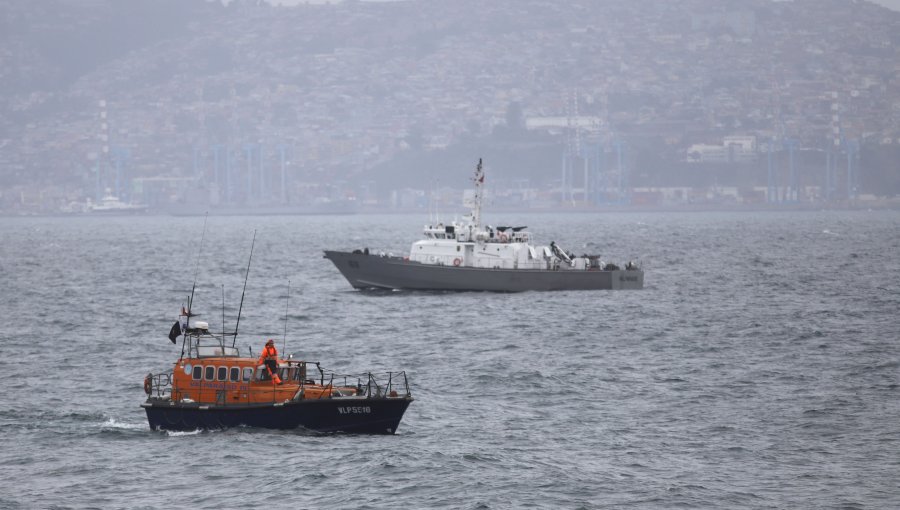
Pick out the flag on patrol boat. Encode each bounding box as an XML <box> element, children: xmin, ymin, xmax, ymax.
<box><xmin>474</xmin><ymin>158</ymin><xmax>484</xmax><ymax>184</ymax></box>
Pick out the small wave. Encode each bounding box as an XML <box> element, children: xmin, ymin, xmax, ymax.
<box><xmin>62</xmin><ymin>411</ymin><xmax>108</xmax><ymax>422</ymax></box>
<box><xmin>870</xmin><ymin>360</ymin><xmax>900</xmax><ymax>371</ymax></box>
<box><xmin>100</xmin><ymin>418</ymin><xmax>146</xmax><ymax>431</ymax></box>
<box><xmin>802</xmin><ymin>408</ymin><xmax>834</xmax><ymax>416</ymax></box>
<box><xmin>462</xmin><ymin>452</ymin><xmax>499</xmax><ymax>463</ymax></box>
<box><xmin>165</xmin><ymin>429</ymin><xmax>205</xmax><ymax>437</ymax></box>
<box><xmin>794</xmin><ymin>330</ymin><xmax>824</xmax><ymax>340</ymax></box>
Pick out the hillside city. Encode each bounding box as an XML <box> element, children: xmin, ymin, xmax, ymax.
<box><xmin>1</xmin><ymin>0</ymin><xmax>899</xmax><ymax>214</ymax></box>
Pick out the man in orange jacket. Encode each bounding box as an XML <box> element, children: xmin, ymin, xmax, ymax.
<box><xmin>258</xmin><ymin>339</ymin><xmax>282</xmax><ymax>384</ymax></box>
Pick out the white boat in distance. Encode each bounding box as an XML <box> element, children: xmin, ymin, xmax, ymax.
<box><xmin>89</xmin><ymin>190</ymin><xmax>148</xmax><ymax>214</ymax></box>
<box><xmin>324</xmin><ymin>159</ymin><xmax>644</xmax><ymax>292</ymax></box>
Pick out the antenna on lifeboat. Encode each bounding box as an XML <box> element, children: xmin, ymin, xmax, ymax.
<box><xmin>186</xmin><ymin>212</ymin><xmax>209</xmax><ymax>320</ymax></box>
<box><xmin>221</xmin><ymin>284</ymin><xmax>226</xmax><ymax>346</ymax></box>
<box><xmin>472</xmin><ymin>158</ymin><xmax>484</xmax><ymax>231</ymax></box>
<box><xmin>282</xmin><ymin>279</ymin><xmax>290</xmax><ymax>354</ymax></box>
<box><xmin>232</xmin><ymin>230</ymin><xmax>256</xmax><ymax>348</ymax></box>
<box><xmin>180</xmin><ymin>213</ymin><xmax>208</xmax><ymax>360</ymax></box>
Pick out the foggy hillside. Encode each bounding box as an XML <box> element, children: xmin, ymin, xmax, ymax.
<box><xmin>1</xmin><ymin>0</ymin><xmax>899</xmax><ymax>210</ymax></box>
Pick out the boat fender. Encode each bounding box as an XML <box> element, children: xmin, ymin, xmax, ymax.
<box><xmin>143</xmin><ymin>373</ymin><xmax>153</xmax><ymax>395</ymax></box>
<box><xmin>499</xmin><ymin>233</ymin><xmax>508</xmax><ymax>242</ymax></box>
<box><xmin>452</xmin><ymin>258</ymin><xmax>462</xmax><ymax>267</ymax></box>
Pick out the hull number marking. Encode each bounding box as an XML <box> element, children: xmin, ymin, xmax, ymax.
<box><xmin>338</xmin><ymin>406</ymin><xmax>371</xmax><ymax>414</ymax></box>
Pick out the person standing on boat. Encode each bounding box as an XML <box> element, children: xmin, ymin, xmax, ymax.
<box><xmin>258</xmin><ymin>339</ymin><xmax>283</xmax><ymax>385</ymax></box>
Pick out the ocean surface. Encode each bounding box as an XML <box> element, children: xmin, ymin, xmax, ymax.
<box><xmin>0</xmin><ymin>210</ymin><xmax>898</xmax><ymax>509</ymax></box>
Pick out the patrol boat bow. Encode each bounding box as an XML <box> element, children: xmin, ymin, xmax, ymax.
<box><xmin>324</xmin><ymin>159</ymin><xmax>644</xmax><ymax>292</ymax></box>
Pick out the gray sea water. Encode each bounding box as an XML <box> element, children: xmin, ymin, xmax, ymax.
<box><xmin>0</xmin><ymin>210</ymin><xmax>898</xmax><ymax>509</ymax></box>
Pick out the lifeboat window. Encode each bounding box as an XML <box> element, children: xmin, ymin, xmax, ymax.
<box><xmin>242</xmin><ymin>367</ymin><xmax>253</xmax><ymax>382</ymax></box>
<box><xmin>229</xmin><ymin>367</ymin><xmax>240</xmax><ymax>382</ymax></box>
<box><xmin>192</xmin><ymin>365</ymin><xmax>202</xmax><ymax>380</ymax></box>
<box><xmin>204</xmin><ymin>366</ymin><xmax>215</xmax><ymax>381</ymax></box>
<box><xmin>217</xmin><ymin>366</ymin><xmax>227</xmax><ymax>381</ymax></box>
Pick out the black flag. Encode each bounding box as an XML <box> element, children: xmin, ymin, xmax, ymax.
<box><xmin>168</xmin><ymin>321</ymin><xmax>181</xmax><ymax>344</ymax></box>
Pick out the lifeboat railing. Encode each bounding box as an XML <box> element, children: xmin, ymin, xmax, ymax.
<box><xmin>147</xmin><ymin>371</ymin><xmax>173</xmax><ymax>399</ymax></box>
<box><xmin>147</xmin><ymin>364</ymin><xmax>410</xmax><ymax>403</ymax></box>
<box><xmin>318</xmin><ymin>370</ymin><xmax>411</xmax><ymax>398</ymax></box>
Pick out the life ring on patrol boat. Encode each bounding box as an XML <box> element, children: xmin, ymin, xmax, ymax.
<box><xmin>143</xmin><ymin>373</ymin><xmax>153</xmax><ymax>395</ymax></box>
<box><xmin>452</xmin><ymin>258</ymin><xmax>462</xmax><ymax>267</ymax></box>
<box><xmin>499</xmin><ymin>233</ymin><xmax>508</xmax><ymax>242</ymax></box>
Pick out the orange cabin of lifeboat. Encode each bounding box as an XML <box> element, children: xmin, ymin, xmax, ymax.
<box><xmin>167</xmin><ymin>346</ymin><xmax>355</xmax><ymax>405</ymax></box>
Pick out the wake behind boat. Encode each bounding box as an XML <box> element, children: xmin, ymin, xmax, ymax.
<box><xmin>324</xmin><ymin>159</ymin><xmax>644</xmax><ymax>292</ymax></box>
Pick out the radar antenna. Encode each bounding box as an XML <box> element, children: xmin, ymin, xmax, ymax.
<box><xmin>232</xmin><ymin>230</ymin><xmax>256</xmax><ymax>348</ymax></box>
<box><xmin>471</xmin><ymin>158</ymin><xmax>484</xmax><ymax>231</ymax></box>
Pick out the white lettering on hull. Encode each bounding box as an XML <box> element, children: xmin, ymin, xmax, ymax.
<box><xmin>337</xmin><ymin>406</ymin><xmax>372</xmax><ymax>414</ymax></box>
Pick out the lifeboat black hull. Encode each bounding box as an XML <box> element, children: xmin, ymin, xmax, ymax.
<box><xmin>142</xmin><ymin>397</ymin><xmax>413</xmax><ymax>434</ymax></box>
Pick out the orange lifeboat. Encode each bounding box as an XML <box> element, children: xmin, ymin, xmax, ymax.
<box><xmin>142</xmin><ymin>311</ymin><xmax>412</xmax><ymax>434</ymax></box>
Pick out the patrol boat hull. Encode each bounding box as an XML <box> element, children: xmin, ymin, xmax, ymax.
<box><xmin>142</xmin><ymin>396</ymin><xmax>413</xmax><ymax>434</ymax></box>
<box><xmin>324</xmin><ymin>250</ymin><xmax>644</xmax><ymax>292</ymax></box>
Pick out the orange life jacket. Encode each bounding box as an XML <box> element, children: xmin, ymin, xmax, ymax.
<box><xmin>258</xmin><ymin>345</ymin><xmax>278</xmax><ymax>365</ymax></box>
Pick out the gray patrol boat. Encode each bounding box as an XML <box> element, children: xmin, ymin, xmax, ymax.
<box><xmin>324</xmin><ymin>160</ymin><xmax>643</xmax><ymax>292</ymax></box>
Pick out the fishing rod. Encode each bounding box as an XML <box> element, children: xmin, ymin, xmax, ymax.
<box><xmin>232</xmin><ymin>230</ymin><xmax>256</xmax><ymax>348</ymax></box>
<box><xmin>282</xmin><ymin>279</ymin><xmax>291</xmax><ymax>355</ymax></box>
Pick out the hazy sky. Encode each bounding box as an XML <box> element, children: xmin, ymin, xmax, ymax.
<box><xmin>870</xmin><ymin>0</ymin><xmax>900</xmax><ymax>10</ymax></box>
<box><xmin>270</xmin><ymin>0</ymin><xmax>900</xmax><ymax>10</ymax></box>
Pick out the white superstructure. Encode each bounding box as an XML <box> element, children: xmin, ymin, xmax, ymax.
<box><xmin>407</xmin><ymin>159</ymin><xmax>604</xmax><ymax>272</ymax></box>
